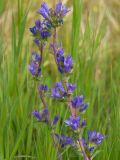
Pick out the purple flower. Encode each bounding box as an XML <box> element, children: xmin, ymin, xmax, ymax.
<box><xmin>88</xmin><ymin>131</ymin><xmax>106</xmax><ymax>145</ymax></box>
<box><xmin>35</xmin><ymin>19</ymin><xmax>41</xmax><ymax>29</ymax></box>
<box><xmin>42</xmin><ymin>108</ymin><xmax>49</xmax><ymax>124</ymax></box>
<box><xmin>32</xmin><ymin>108</ymin><xmax>49</xmax><ymax>124</ymax></box>
<box><xmin>67</xmin><ymin>83</ymin><xmax>76</xmax><ymax>92</ymax></box>
<box><xmin>40</xmin><ymin>31</ymin><xmax>51</xmax><ymax>39</ymax></box>
<box><xmin>51</xmin><ymin>82</ymin><xmax>76</xmax><ymax>98</ymax></box>
<box><xmin>51</xmin><ymin>88</ymin><xmax>61</xmax><ymax>98</ymax></box>
<box><xmin>72</xmin><ymin>96</ymin><xmax>89</xmax><ymax>112</ymax></box>
<box><xmin>64</xmin><ymin>136</ymin><xmax>73</xmax><ymax>145</ymax></box>
<box><xmin>57</xmin><ymin>54</ymin><xmax>73</xmax><ymax>74</ymax></box>
<box><xmin>30</xmin><ymin>26</ymin><xmax>37</xmax><ymax>35</ymax></box>
<box><xmin>64</xmin><ymin>55</ymin><xmax>73</xmax><ymax>73</ymax></box>
<box><xmin>28</xmin><ymin>53</ymin><xmax>41</xmax><ymax>77</ymax></box>
<box><xmin>43</xmin><ymin>108</ymin><xmax>49</xmax><ymax>115</ymax></box>
<box><xmin>30</xmin><ymin>19</ymin><xmax>51</xmax><ymax>44</ymax></box>
<box><xmin>55</xmin><ymin>2</ymin><xmax>70</xmax><ymax>16</ymax></box>
<box><xmin>34</xmin><ymin>39</ymin><xmax>40</xmax><ymax>47</ymax></box>
<box><xmin>51</xmin><ymin>82</ymin><xmax>66</xmax><ymax>98</ymax></box>
<box><xmin>79</xmin><ymin>103</ymin><xmax>89</xmax><ymax>112</ymax></box>
<box><xmin>32</xmin><ymin>110</ymin><xmax>42</xmax><ymax>120</ymax></box>
<box><xmin>45</xmin><ymin>21</ymin><xmax>52</xmax><ymax>28</ymax></box>
<box><xmin>28</xmin><ymin>62</ymin><xmax>41</xmax><ymax>77</ymax></box>
<box><xmin>37</xmin><ymin>2</ymin><xmax>49</xmax><ymax>19</ymax></box>
<box><xmin>32</xmin><ymin>52</ymin><xmax>40</xmax><ymax>62</ymax></box>
<box><xmin>55</xmin><ymin>82</ymin><xmax>65</xmax><ymax>93</ymax></box>
<box><xmin>39</xmin><ymin>84</ymin><xmax>48</xmax><ymax>92</ymax></box>
<box><xmin>64</xmin><ymin>116</ymin><xmax>80</xmax><ymax>130</ymax></box>
<box><xmin>89</xmin><ymin>146</ymin><xmax>95</xmax><ymax>152</ymax></box>
<box><xmin>55</xmin><ymin>134</ymin><xmax>73</xmax><ymax>147</ymax></box>
<box><xmin>53</xmin><ymin>115</ymin><xmax>59</xmax><ymax>125</ymax></box>
<box><xmin>55</xmin><ymin>2</ymin><xmax>62</xmax><ymax>14</ymax></box>
<box><xmin>81</xmin><ymin>120</ymin><xmax>86</xmax><ymax>128</ymax></box>
<box><xmin>72</xmin><ymin>96</ymin><xmax>84</xmax><ymax>108</ymax></box>
<box><xmin>56</xmin><ymin>47</ymin><xmax>64</xmax><ymax>62</ymax></box>
<box><xmin>51</xmin><ymin>44</ymin><xmax>73</xmax><ymax>74</ymax></box>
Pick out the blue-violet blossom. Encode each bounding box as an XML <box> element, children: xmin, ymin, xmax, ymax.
<box><xmin>37</xmin><ymin>2</ymin><xmax>70</xmax><ymax>27</ymax></box>
<box><xmin>51</xmin><ymin>82</ymin><xmax>76</xmax><ymax>98</ymax></box>
<box><xmin>32</xmin><ymin>110</ymin><xmax>42</xmax><ymax>120</ymax></box>
<box><xmin>32</xmin><ymin>108</ymin><xmax>49</xmax><ymax>123</ymax></box>
<box><xmin>30</xmin><ymin>19</ymin><xmax>51</xmax><ymax>45</ymax></box>
<box><xmin>53</xmin><ymin>115</ymin><xmax>59</xmax><ymax>125</ymax></box>
<box><xmin>64</xmin><ymin>116</ymin><xmax>80</xmax><ymax>130</ymax></box>
<box><xmin>55</xmin><ymin>134</ymin><xmax>73</xmax><ymax>148</ymax></box>
<box><xmin>88</xmin><ymin>130</ymin><xmax>106</xmax><ymax>145</ymax></box>
<box><xmin>28</xmin><ymin>52</ymin><xmax>41</xmax><ymax>77</ymax></box>
<box><xmin>38</xmin><ymin>84</ymin><xmax>48</xmax><ymax>92</ymax></box>
<box><xmin>72</xmin><ymin>96</ymin><xmax>89</xmax><ymax>112</ymax></box>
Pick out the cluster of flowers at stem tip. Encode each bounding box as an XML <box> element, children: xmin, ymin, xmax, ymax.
<box><xmin>28</xmin><ymin>2</ymin><xmax>106</xmax><ymax>159</ymax></box>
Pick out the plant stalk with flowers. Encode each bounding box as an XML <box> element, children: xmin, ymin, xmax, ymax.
<box><xmin>28</xmin><ymin>2</ymin><xmax>106</xmax><ymax>160</ymax></box>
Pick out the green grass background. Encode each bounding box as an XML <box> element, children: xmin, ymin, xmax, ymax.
<box><xmin>0</xmin><ymin>0</ymin><xmax>120</xmax><ymax>159</ymax></box>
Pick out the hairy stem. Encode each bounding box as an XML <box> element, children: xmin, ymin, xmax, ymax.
<box><xmin>39</xmin><ymin>45</ymin><xmax>43</xmax><ymax>66</ymax></box>
<box><xmin>52</xmin><ymin>28</ymin><xmax>58</xmax><ymax>66</ymax></box>
<box><xmin>39</xmin><ymin>89</ymin><xmax>47</xmax><ymax>108</ymax></box>
<box><xmin>78</xmin><ymin>139</ymin><xmax>91</xmax><ymax>160</ymax></box>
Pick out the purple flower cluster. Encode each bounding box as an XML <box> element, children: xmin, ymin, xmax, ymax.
<box><xmin>88</xmin><ymin>131</ymin><xmax>106</xmax><ymax>145</ymax></box>
<box><xmin>51</xmin><ymin>83</ymin><xmax>66</xmax><ymax>98</ymax></box>
<box><xmin>32</xmin><ymin>108</ymin><xmax>49</xmax><ymax>123</ymax></box>
<box><xmin>50</xmin><ymin>44</ymin><xmax>73</xmax><ymax>74</ymax></box>
<box><xmin>38</xmin><ymin>84</ymin><xmax>48</xmax><ymax>92</ymax></box>
<box><xmin>29</xmin><ymin>2</ymin><xmax>106</xmax><ymax>159</ymax></box>
<box><xmin>55</xmin><ymin>46</ymin><xmax>73</xmax><ymax>74</ymax></box>
<box><xmin>81</xmin><ymin>131</ymin><xmax>106</xmax><ymax>152</ymax></box>
<box><xmin>51</xmin><ymin>82</ymin><xmax>76</xmax><ymax>98</ymax></box>
<box><xmin>55</xmin><ymin>134</ymin><xmax>73</xmax><ymax>148</ymax></box>
<box><xmin>29</xmin><ymin>2</ymin><xmax>69</xmax><ymax>47</ymax></box>
<box><xmin>58</xmin><ymin>55</ymin><xmax>73</xmax><ymax>74</ymax></box>
<box><xmin>32</xmin><ymin>110</ymin><xmax>42</xmax><ymax>120</ymax></box>
<box><xmin>28</xmin><ymin>52</ymin><xmax>41</xmax><ymax>77</ymax></box>
<box><xmin>72</xmin><ymin>96</ymin><xmax>89</xmax><ymax>112</ymax></box>
<box><xmin>64</xmin><ymin>116</ymin><xmax>80</xmax><ymax>130</ymax></box>
<box><xmin>67</xmin><ymin>83</ymin><xmax>76</xmax><ymax>93</ymax></box>
<box><xmin>64</xmin><ymin>116</ymin><xmax>86</xmax><ymax>130</ymax></box>
<box><xmin>38</xmin><ymin>2</ymin><xmax>70</xmax><ymax>27</ymax></box>
<box><xmin>30</xmin><ymin>19</ymin><xmax>51</xmax><ymax>46</ymax></box>
<box><xmin>32</xmin><ymin>109</ymin><xmax>59</xmax><ymax>126</ymax></box>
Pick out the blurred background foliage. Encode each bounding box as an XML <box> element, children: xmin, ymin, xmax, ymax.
<box><xmin>0</xmin><ymin>0</ymin><xmax>120</xmax><ymax>159</ymax></box>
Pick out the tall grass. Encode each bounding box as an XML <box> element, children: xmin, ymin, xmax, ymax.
<box><xmin>0</xmin><ymin>0</ymin><xmax>120</xmax><ymax>159</ymax></box>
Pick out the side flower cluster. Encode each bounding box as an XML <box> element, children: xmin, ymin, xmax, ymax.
<box><xmin>55</xmin><ymin>134</ymin><xmax>74</xmax><ymax>148</ymax></box>
<box><xmin>30</xmin><ymin>19</ymin><xmax>51</xmax><ymax>46</ymax></box>
<box><xmin>28</xmin><ymin>52</ymin><xmax>41</xmax><ymax>77</ymax></box>
<box><xmin>32</xmin><ymin>108</ymin><xmax>49</xmax><ymax>123</ymax></box>
<box><xmin>50</xmin><ymin>44</ymin><xmax>73</xmax><ymax>74</ymax></box>
<box><xmin>81</xmin><ymin>131</ymin><xmax>106</xmax><ymax>152</ymax></box>
<box><xmin>51</xmin><ymin>82</ymin><xmax>76</xmax><ymax>98</ymax></box>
